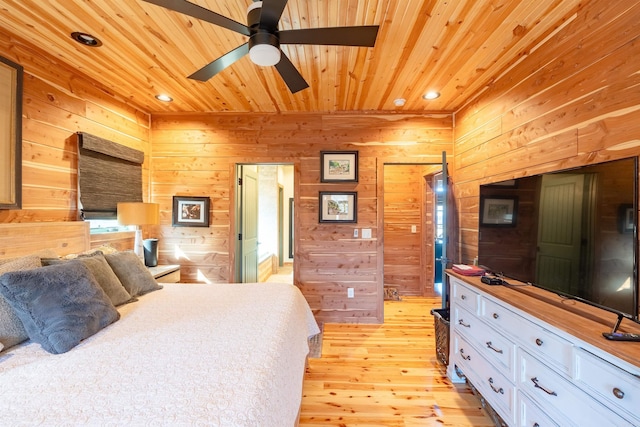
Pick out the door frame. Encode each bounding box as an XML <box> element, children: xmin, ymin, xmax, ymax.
<box><xmin>231</xmin><ymin>162</ymin><xmax>297</xmax><ymax>283</ymax></box>
<box><xmin>377</xmin><ymin>156</ymin><xmax>446</xmax><ymax>318</ymax></box>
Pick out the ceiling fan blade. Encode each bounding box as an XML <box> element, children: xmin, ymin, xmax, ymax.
<box><xmin>274</xmin><ymin>53</ymin><xmax>309</xmax><ymax>94</ymax></box>
<box><xmin>142</xmin><ymin>0</ymin><xmax>250</xmax><ymax>36</ymax></box>
<box><xmin>188</xmin><ymin>43</ymin><xmax>249</xmax><ymax>81</ymax></box>
<box><xmin>259</xmin><ymin>0</ymin><xmax>288</xmax><ymax>31</ymax></box>
<box><xmin>280</xmin><ymin>26</ymin><xmax>379</xmax><ymax>46</ymax></box>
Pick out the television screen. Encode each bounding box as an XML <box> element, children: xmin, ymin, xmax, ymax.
<box><xmin>478</xmin><ymin>157</ymin><xmax>638</xmax><ymax>320</ymax></box>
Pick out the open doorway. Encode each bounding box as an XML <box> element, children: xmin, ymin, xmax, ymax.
<box><xmin>382</xmin><ymin>163</ymin><xmax>442</xmax><ymax>297</ymax></box>
<box><xmin>235</xmin><ymin>164</ymin><xmax>294</xmax><ymax>284</ymax></box>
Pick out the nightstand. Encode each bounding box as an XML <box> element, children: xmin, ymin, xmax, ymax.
<box><xmin>148</xmin><ymin>264</ymin><xmax>181</xmax><ymax>283</ymax></box>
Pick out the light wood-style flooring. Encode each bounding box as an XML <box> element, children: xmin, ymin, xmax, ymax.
<box><xmin>299</xmin><ymin>297</ymin><xmax>494</xmax><ymax>426</ymax></box>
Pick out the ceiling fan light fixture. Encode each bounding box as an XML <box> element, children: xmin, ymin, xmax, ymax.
<box><xmin>393</xmin><ymin>98</ymin><xmax>406</xmax><ymax>107</ymax></box>
<box><xmin>249</xmin><ymin>43</ymin><xmax>281</xmax><ymax>66</ymax></box>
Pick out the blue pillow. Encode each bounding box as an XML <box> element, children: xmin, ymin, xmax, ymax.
<box><xmin>0</xmin><ymin>261</ymin><xmax>119</xmax><ymax>354</ymax></box>
<box><xmin>41</xmin><ymin>252</ymin><xmax>133</xmax><ymax>306</ymax></box>
<box><xmin>104</xmin><ymin>251</ymin><xmax>162</xmax><ymax>297</ymax></box>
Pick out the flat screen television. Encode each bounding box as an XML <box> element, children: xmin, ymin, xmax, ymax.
<box><xmin>477</xmin><ymin>157</ymin><xmax>638</xmax><ymax>326</ymax></box>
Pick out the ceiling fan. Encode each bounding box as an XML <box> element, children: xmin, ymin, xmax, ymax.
<box><xmin>142</xmin><ymin>0</ymin><xmax>379</xmax><ymax>93</ymax></box>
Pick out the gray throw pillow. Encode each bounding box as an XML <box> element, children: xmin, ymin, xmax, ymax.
<box><xmin>42</xmin><ymin>252</ymin><xmax>133</xmax><ymax>306</ymax></box>
<box><xmin>0</xmin><ymin>255</ymin><xmax>41</xmax><ymax>350</ymax></box>
<box><xmin>0</xmin><ymin>262</ymin><xmax>120</xmax><ymax>354</ymax></box>
<box><xmin>104</xmin><ymin>251</ymin><xmax>162</xmax><ymax>297</ymax></box>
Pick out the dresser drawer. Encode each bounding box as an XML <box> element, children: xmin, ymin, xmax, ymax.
<box><xmin>452</xmin><ymin>305</ymin><xmax>481</xmax><ymax>339</ymax></box>
<box><xmin>453</xmin><ymin>331</ymin><xmax>515</xmax><ymax>425</ymax></box>
<box><xmin>483</xmin><ymin>297</ymin><xmax>572</xmax><ymax>375</ymax></box>
<box><xmin>468</xmin><ymin>342</ymin><xmax>516</xmax><ymax>424</ymax></box>
<box><xmin>451</xmin><ymin>278</ymin><xmax>480</xmax><ymax>314</ymax></box>
<box><xmin>518</xmin><ymin>391</ymin><xmax>560</xmax><ymax>427</ymax></box>
<box><xmin>575</xmin><ymin>348</ymin><xmax>640</xmax><ymax>424</ymax></box>
<box><xmin>519</xmin><ymin>349</ymin><xmax>633</xmax><ymax>427</ymax></box>
<box><xmin>451</xmin><ymin>331</ymin><xmax>478</xmax><ymax>374</ymax></box>
<box><xmin>468</xmin><ymin>317</ymin><xmax>516</xmax><ymax>381</ymax></box>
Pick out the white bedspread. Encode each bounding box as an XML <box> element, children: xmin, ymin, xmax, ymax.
<box><xmin>0</xmin><ymin>282</ymin><xmax>319</xmax><ymax>426</ymax></box>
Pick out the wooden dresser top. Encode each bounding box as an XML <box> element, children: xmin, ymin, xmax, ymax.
<box><xmin>448</xmin><ymin>271</ymin><xmax>640</xmax><ymax>372</ymax></box>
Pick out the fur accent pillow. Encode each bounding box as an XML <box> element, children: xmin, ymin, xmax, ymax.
<box><xmin>62</xmin><ymin>244</ymin><xmax>119</xmax><ymax>260</ymax></box>
<box><xmin>0</xmin><ymin>249</ymin><xmax>58</xmax><ymax>266</ymax></box>
<box><xmin>0</xmin><ymin>262</ymin><xmax>120</xmax><ymax>354</ymax></box>
<box><xmin>104</xmin><ymin>251</ymin><xmax>162</xmax><ymax>297</ymax></box>
<box><xmin>0</xmin><ymin>255</ymin><xmax>42</xmax><ymax>350</ymax></box>
<box><xmin>42</xmin><ymin>252</ymin><xmax>133</xmax><ymax>306</ymax></box>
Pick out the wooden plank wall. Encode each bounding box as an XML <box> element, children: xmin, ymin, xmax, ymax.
<box><xmin>150</xmin><ymin>113</ymin><xmax>452</xmax><ymax>323</ymax></box>
<box><xmin>0</xmin><ymin>28</ymin><xmax>151</xmax><ymax>228</ymax></box>
<box><xmin>453</xmin><ymin>0</ymin><xmax>640</xmax><ymax>289</ymax></box>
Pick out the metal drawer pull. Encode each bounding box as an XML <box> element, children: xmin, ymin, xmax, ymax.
<box><xmin>535</xmin><ymin>338</ymin><xmax>543</xmax><ymax>346</ymax></box>
<box><xmin>486</xmin><ymin>341</ymin><xmax>503</xmax><ymax>354</ymax></box>
<box><xmin>531</xmin><ymin>377</ymin><xmax>557</xmax><ymax>396</ymax></box>
<box><xmin>492</xmin><ymin>312</ymin><xmax>499</xmax><ymax>319</ymax></box>
<box><xmin>460</xmin><ymin>349</ymin><xmax>471</xmax><ymax>360</ymax></box>
<box><xmin>488</xmin><ymin>377</ymin><xmax>504</xmax><ymax>394</ymax></box>
<box><xmin>458</xmin><ymin>319</ymin><xmax>471</xmax><ymax>328</ymax></box>
<box><xmin>612</xmin><ymin>387</ymin><xmax>625</xmax><ymax>399</ymax></box>
<box><xmin>533</xmin><ymin>424</ymin><xmax>540</xmax><ymax>427</ymax></box>
<box><xmin>461</xmin><ymin>294</ymin><xmax>467</xmax><ymax>300</ymax></box>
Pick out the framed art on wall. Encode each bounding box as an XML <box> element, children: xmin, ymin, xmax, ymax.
<box><xmin>480</xmin><ymin>196</ymin><xmax>518</xmax><ymax>226</ymax></box>
<box><xmin>320</xmin><ymin>151</ymin><xmax>358</xmax><ymax>183</ymax></box>
<box><xmin>319</xmin><ymin>192</ymin><xmax>357</xmax><ymax>223</ymax></box>
<box><xmin>172</xmin><ymin>196</ymin><xmax>210</xmax><ymax>227</ymax></box>
<box><xmin>0</xmin><ymin>55</ymin><xmax>23</xmax><ymax>210</ymax></box>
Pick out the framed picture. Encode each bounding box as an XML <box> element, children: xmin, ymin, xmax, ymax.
<box><xmin>320</xmin><ymin>151</ymin><xmax>358</xmax><ymax>182</ymax></box>
<box><xmin>618</xmin><ymin>204</ymin><xmax>634</xmax><ymax>234</ymax></box>
<box><xmin>172</xmin><ymin>196</ymin><xmax>210</xmax><ymax>227</ymax></box>
<box><xmin>0</xmin><ymin>55</ymin><xmax>23</xmax><ymax>210</ymax></box>
<box><xmin>319</xmin><ymin>192</ymin><xmax>357</xmax><ymax>223</ymax></box>
<box><xmin>480</xmin><ymin>196</ymin><xmax>518</xmax><ymax>226</ymax></box>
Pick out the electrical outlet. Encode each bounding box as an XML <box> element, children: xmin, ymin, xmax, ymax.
<box><xmin>353</xmin><ymin>228</ymin><xmax>359</xmax><ymax>238</ymax></box>
<box><xmin>411</xmin><ymin>225</ymin><xmax>417</xmax><ymax>233</ymax></box>
<box><xmin>347</xmin><ymin>288</ymin><xmax>354</xmax><ymax>298</ymax></box>
<box><xmin>362</xmin><ymin>229</ymin><xmax>372</xmax><ymax>239</ymax></box>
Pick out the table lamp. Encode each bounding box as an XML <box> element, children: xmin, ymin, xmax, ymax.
<box><xmin>117</xmin><ymin>202</ymin><xmax>160</xmax><ymax>260</ymax></box>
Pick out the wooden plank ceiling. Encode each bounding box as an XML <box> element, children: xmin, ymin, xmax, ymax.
<box><xmin>0</xmin><ymin>0</ymin><xmax>581</xmax><ymax>113</ymax></box>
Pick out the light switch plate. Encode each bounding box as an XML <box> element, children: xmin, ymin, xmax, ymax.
<box><xmin>362</xmin><ymin>228</ymin><xmax>372</xmax><ymax>239</ymax></box>
<box><xmin>353</xmin><ymin>229</ymin><xmax>359</xmax><ymax>238</ymax></box>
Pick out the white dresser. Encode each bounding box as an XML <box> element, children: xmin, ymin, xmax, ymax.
<box><xmin>447</xmin><ymin>273</ymin><xmax>640</xmax><ymax>427</ymax></box>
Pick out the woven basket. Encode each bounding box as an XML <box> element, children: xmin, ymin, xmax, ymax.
<box><xmin>431</xmin><ymin>308</ymin><xmax>450</xmax><ymax>366</ymax></box>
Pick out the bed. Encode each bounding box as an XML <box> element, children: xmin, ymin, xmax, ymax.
<box><xmin>0</xmin><ymin>222</ymin><xmax>319</xmax><ymax>426</ymax></box>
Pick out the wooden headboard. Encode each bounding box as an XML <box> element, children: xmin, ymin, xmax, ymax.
<box><xmin>0</xmin><ymin>222</ymin><xmax>90</xmax><ymax>259</ymax></box>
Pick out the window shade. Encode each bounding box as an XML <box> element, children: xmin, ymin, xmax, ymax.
<box><xmin>76</xmin><ymin>132</ymin><xmax>144</xmax><ymax>220</ymax></box>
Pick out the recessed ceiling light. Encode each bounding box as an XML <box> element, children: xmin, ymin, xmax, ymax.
<box><xmin>70</xmin><ymin>32</ymin><xmax>102</xmax><ymax>47</ymax></box>
<box><xmin>422</xmin><ymin>91</ymin><xmax>440</xmax><ymax>100</ymax></box>
<box><xmin>155</xmin><ymin>94</ymin><xmax>173</xmax><ymax>102</ymax></box>
<box><xmin>393</xmin><ymin>98</ymin><xmax>406</xmax><ymax>107</ymax></box>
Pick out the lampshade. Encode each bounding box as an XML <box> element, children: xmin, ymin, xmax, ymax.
<box><xmin>249</xmin><ymin>44</ymin><xmax>281</xmax><ymax>66</ymax></box>
<box><xmin>117</xmin><ymin>202</ymin><xmax>159</xmax><ymax>226</ymax></box>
